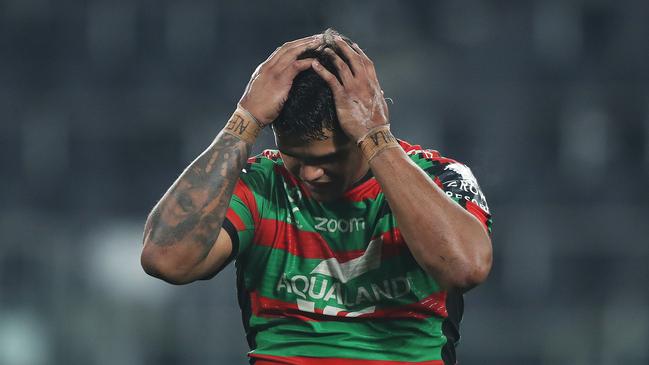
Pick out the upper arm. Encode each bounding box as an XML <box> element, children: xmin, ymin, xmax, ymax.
<box><xmin>191</xmin><ymin>171</ymin><xmax>261</xmax><ymax>281</ymax></box>
<box><xmin>189</xmin><ymin>159</ymin><xmax>267</xmax><ymax>281</ymax></box>
<box><xmin>142</xmin><ymin>157</ymin><xmax>266</xmax><ymax>284</ymax></box>
<box><xmin>141</xmin><ymin>225</ymin><xmax>235</xmax><ymax>285</ymax></box>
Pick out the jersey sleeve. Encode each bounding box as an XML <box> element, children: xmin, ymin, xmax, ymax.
<box><xmin>222</xmin><ymin>155</ymin><xmax>272</xmax><ymax>263</ymax></box>
<box><xmin>406</xmin><ymin>147</ymin><xmax>493</xmax><ymax>234</ymax></box>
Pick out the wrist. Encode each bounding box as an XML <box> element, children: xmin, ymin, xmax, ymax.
<box><xmin>221</xmin><ymin>105</ymin><xmax>264</xmax><ymax>145</ymax></box>
<box><xmin>357</xmin><ymin>125</ymin><xmax>401</xmax><ymax>162</ymax></box>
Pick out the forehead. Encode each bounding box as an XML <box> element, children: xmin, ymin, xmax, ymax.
<box><xmin>275</xmin><ymin>129</ymin><xmax>352</xmax><ymax>157</ymax></box>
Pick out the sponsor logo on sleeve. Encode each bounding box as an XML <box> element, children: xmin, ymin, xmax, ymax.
<box><xmin>443</xmin><ymin>163</ymin><xmax>490</xmax><ymax>214</ymax></box>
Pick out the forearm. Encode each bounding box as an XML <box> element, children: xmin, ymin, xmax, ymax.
<box><xmin>308</xmin><ymin>33</ymin><xmax>492</xmax><ymax>289</ymax></box>
<box><xmin>141</xmin><ymin>34</ymin><xmax>322</xmax><ymax>283</ymax></box>
<box><xmin>369</xmin><ymin>147</ymin><xmax>492</xmax><ymax>290</ymax></box>
<box><xmin>142</xmin><ymin>126</ymin><xmax>252</xmax><ymax>282</ymax></box>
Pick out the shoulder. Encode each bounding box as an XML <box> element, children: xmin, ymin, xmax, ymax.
<box><xmin>243</xmin><ymin>149</ymin><xmax>284</xmax><ymax>174</ymax></box>
<box><xmin>246</xmin><ymin>149</ymin><xmax>283</xmax><ymax>165</ymax></box>
<box><xmin>398</xmin><ymin>139</ymin><xmax>461</xmax><ymax>169</ymax></box>
<box><xmin>398</xmin><ymin>139</ymin><xmax>488</xmax><ymax>208</ymax></box>
<box><xmin>236</xmin><ymin>149</ymin><xmax>287</xmax><ymax>193</ymax></box>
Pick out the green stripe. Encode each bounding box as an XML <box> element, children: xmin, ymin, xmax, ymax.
<box><xmin>250</xmin><ymin>315</ymin><xmax>445</xmax><ymax>361</ymax></box>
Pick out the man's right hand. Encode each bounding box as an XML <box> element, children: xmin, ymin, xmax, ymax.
<box><xmin>238</xmin><ymin>34</ymin><xmax>322</xmax><ymax>125</ymax></box>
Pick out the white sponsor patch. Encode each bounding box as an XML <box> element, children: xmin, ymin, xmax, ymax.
<box><xmin>444</xmin><ymin>163</ymin><xmax>478</xmax><ymax>184</ymax></box>
<box><xmin>310</xmin><ymin>238</ymin><xmax>382</xmax><ymax>283</ymax></box>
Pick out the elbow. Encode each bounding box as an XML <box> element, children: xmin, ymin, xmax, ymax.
<box><xmin>424</xmin><ymin>237</ymin><xmax>493</xmax><ymax>291</ymax></box>
<box><xmin>141</xmin><ymin>241</ymin><xmax>195</xmax><ymax>285</ymax></box>
<box><xmin>450</xmin><ymin>227</ymin><xmax>493</xmax><ymax>291</ymax></box>
<box><xmin>457</xmin><ymin>246</ymin><xmax>492</xmax><ymax>290</ymax></box>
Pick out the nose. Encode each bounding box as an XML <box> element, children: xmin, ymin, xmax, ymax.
<box><xmin>299</xmin><ymin>164</ymin><xmax>324</xmax><ymax>182</ymax></box>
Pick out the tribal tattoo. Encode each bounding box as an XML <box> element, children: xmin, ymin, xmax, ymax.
<box><xmin>144</xmin><ymin>132</ymin><xmax>250</xmax><ymax>259</ymax></box>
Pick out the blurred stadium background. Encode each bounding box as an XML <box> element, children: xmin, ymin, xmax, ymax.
<box><xmin>1</xmin><ymin>0</ymin><xmax>648</xmax><ymax>364</ymax></box>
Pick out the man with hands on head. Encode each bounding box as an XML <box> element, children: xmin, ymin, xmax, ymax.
<box><xmin>141</xmin><ymin>28</ymin><xmax>493</xmax><ymax>365</ymax></box>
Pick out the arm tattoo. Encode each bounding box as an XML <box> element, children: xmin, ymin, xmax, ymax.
<box><xmin>144</xmin><ymin>132</ymin><xmax>250</xmax><ymax>258</ymax></box>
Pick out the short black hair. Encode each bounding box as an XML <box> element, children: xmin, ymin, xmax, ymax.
<box><xmin>272</xmin><ymin>28</ymin><xmax>354</xmax><ymax>143</ymax></box>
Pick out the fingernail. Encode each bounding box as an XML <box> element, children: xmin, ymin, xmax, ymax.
<box><xmin>312</xmin><ymin>60</ymin><xmax>320</xmax><ymax>69</ymax></box>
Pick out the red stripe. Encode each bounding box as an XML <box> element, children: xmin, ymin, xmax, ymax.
<box><xmin>370</xmin><ymin>292</ymin><xmax>448</xmax><ymax>319</ymax></box>
<box><xmin>433</xmin><ymin>176</ymin><xmax>443</xmax><ymax>189</ymax></box>
<box><xmin>253</xmin><ymin>219</ymin><xmax>334</xmax><ymax>259</ymax></box>
<box><xmin>318</xmin><ymin>228</ymin><xmax>407</xmax><ymax>263</ymax></box>
<box><xmin>251</xmin><ymin>353</ymin><xmax>444</xmax><ymax>365</ymax></box>
<box><xmin>251</xmin><ymin>290</ymin><xmax>363</xmax><ymax>321</ymax></box>
<box><xmin>465</xmin><ymin>200</ymin><xmax>490</xmax><ymax>233</ymax></box>
<box><xmin>380</xmin><ymin>228</ymin><xmax>407</xmax><ymax>258</ymax></box>
<box><xmin>253</xmin><ymin>219</ymin><xmax>407</xmax><ymax>261</ymax></box>
<box><xmin>250</xmin><ymin>290</ymin><xmax>446</xmax><ymax>322</ymax></box>
<box><xmin>226</xmin><ymin>208</ymin><xmax>246</xmax><ymax>231</ymax></box>
<box><xmin>251</xmin><ymin>291</ymin><xmax>335</xmax><ymax>322</ymax></box>
<box><xmin>343</xmin><ymin>178</ymin><xmax>382</xmax><ymax>202</ymax></box>
<box><xmin>233</xmin><ymin>178</ymin><xmax>260</xmax><ymax>227</ymax></box>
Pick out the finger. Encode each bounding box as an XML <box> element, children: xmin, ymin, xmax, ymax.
<box><xmin>263</xmin><ymin>38</ymin><xmax>310</xmax><ymax>65</ymax></box>
<box><xmin>311</xmin><ymin>59</ymin><xmax>344</xmax><ymax>95</ymax></box>
<box><xmin>332</xmin><ymin>36</ymin><xmax>364</xmax><ymax>76</ymax></box>
<box><xmin>281</xmin><ymin>58</ymin><xmax>316</xmax><ymax>80</ymax></box>
<box><xmin>263</xmin><ymin>45</ymin><xmax>282</xmax><ymax>64</ymax></box>
<box><xmin>274</xmin><ymin>38</ymin><xmax>324</xmax><ymax>69</ymax></box>
<box><xmin>268</xmin><ymin>35</ymin><xmax>322</xmax><ymax>68</ymax></box>
<box><xmin>349</xmin><ymin>42</ymin><xmax>377</xmax><ymax>79</ymax></box>
<box><xmin>323</xmin><ymin>48</ymin><xmax>354</xmax><ymax>86</ymax></box>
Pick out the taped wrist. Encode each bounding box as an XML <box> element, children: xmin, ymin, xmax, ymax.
<box><xmin>357</xmin><ymin>125</ymin><xmax>401</xmax><ymax>162</ymax></box>
<box><xmin>221</xmin><ymin>104</ymin><xmax>264</xmax><ymax>144</ymax></box>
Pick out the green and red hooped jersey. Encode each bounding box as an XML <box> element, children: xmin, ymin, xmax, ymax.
<box><xmin>221</xmin><ymin>140</ymin><xmax>492</xmax><ymax>365</ymax></box>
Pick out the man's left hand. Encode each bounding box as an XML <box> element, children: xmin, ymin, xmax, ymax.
<box><xmin>311</xmin><ymin>36</ymin><xmax>390</xmax><ymax>141</ymax></box>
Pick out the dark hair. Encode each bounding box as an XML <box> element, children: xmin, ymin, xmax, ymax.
<box><xmin>272</xmin><ymin>28</ymin><xmax>354</xmax><ymax>143</ymax></box>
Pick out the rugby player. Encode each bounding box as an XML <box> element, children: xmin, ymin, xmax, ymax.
<box><xmin>141</xmin><ymin>29</ymin><xmax>493</xmax><ymax>365</ymax></box>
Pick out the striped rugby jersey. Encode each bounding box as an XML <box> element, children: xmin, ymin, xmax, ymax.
<box><xmin>221</xmin><ymin>140</ymin><xmax>492</xmax><ymax>365</ymax></box>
